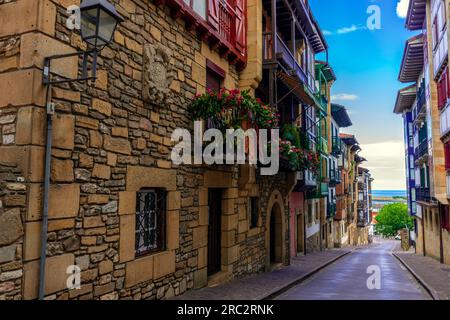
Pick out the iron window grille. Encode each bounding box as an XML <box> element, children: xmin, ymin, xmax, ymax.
<box><xmin>135</xmin><ymin>189</ymin><xmax>166</xmax><ymax>256</ymax></box>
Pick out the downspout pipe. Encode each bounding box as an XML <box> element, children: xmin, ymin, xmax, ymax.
<box><xmin>438</xmin><ymin>203</ymin><xmax>444</xmax><ymax>263</ymax></box>
<box><xmin>39</xmin><ymin>85</ymin><xmax>53</xmax><ymax>300</ymax></box>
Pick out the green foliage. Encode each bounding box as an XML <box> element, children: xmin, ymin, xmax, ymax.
<box><xmin>282</xmin><ymin>124</ymin><xmax>301</xmax><ymax>147</ymax></box>
<box><xmin>375</xmin><ymin>203</ymin><xmax>413</xmax><ymax>237</ymax></box>
<box><xmin>189</xmin><ymin>88</ymin><xmax>279</xmax><ymax>131</ymax></box>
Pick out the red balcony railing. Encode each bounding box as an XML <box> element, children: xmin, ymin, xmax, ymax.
<box><xmin>160</xmin><ymin>0</ymin><xmax>247</xmax><ymax>68</ymax></box>
<box><xmin>219</xmin><ymin>1</ymin><xmax>233</xmax><ymax>43</ymax></box>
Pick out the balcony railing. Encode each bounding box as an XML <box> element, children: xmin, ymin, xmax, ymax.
<box><xmin>319</xmin><ymin>182</ymin><xmax>329</xmax><ymax>196</ymax></box>
<box><xmin>165</xmin><ymin>0</ymin><xmax>246</xmax><ymax>66</ymax></box>
<box><xmin>315</xmin><ymin>93</ymin><xmax>327</xmax><ymax>113</ymax></box>
<box><xmin>262</xmin><ymin>32</ymin><xmax>310</xmax><ymax>90</ymax></box>
<box><xmin>317</xmin><ymin>136</ymin><xmax>328</xmax><ymax>155</ymax></box>
<box><xmin>414</xmin><ymin>140</ymin><xmax>429</xmax><ymax>160</ymax></box>
<box><xmin>416</xmin><ymin>187</ymin><xmax>430</xmax><ymax>202</ymax></box>
<box><xmin>330</xmin><ymin>168</ymin><xmax>341</xmax><ymax>185</ymax></box>
<box><xmin>327</xmin><ymin>202</ymin><xmax>336</xmax><ymax>218</ymax></box>
<box><xmin>416</xmin><ymin>83</ymin><xmax>426</xmax><ymax>114</ymax></box>
<box><xmin>294</xmin><ymin>169</ymin><xmax>317</xmax><ymax>191</ymax></box>
<box><xmin>332</xmin><ymin>136</ymin><xmax>343</xmax><ymax>155</ymax></box>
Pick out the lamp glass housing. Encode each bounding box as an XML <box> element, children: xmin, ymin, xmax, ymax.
<box><xmin>80</xmin><ymin>0</ymin><xmax>122</xmax><ymax>49</ymax></box>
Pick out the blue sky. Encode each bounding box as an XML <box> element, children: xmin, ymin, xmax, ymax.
<box><xmin>310</xmin><ymin>0</ymin><xmax>418</xmax><ymax>190</ymax></box>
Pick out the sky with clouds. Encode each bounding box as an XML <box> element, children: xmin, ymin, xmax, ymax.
<box><xmin>309</xmin><ymin>0</ymin><xmax>417</xmax><ymax>190</ymax></box>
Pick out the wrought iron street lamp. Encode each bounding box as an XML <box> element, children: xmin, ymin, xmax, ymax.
<box><xmin>80</xmin><ymin>0</ymin><xmax>123</xmax><ymax>50</ymax></box>
<box><xmin>43</xmin><ymin>0</ymin><xmax>123</xmax><ymax>85</ymax></box>
<box><xmin>39</xmin><ymin>0</ymin><xmax>122</xmax><ymax>301</ymax></box>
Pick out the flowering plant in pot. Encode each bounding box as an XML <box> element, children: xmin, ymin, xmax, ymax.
<box><xmin>189</xmin><ymin>88</ymin><xmax>280</xmax><ymax>131</ymax></box>
<box><xmin>280</xmin><ymin>124</ymin><xmax>320</xmax><ymax>173</ymax></box>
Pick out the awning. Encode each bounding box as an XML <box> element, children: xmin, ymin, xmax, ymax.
<box><xmin>331</xmin><ymin>103</ymin><xmax>352</xmax><ymax>127</ymax></box>
<box><xmin>316</xmin><ymin>60</ymin><xmax>336</xmax><ymax>82</ymax></box>
<box><xmin>340</xmin><ymin>133</ymin><xmax>359</xmax><ymax>146</ymax></box>
<box><xmin>276</xmin><ymin>71</ymin><xmax>318</xmax><ymax>106</ymax></box>
<box><xmin>393</xmin><ymin>84</ymin><xmax>417</xmax><ymax>114</ymax></box>
<box><xmin>406</xmin><ymin>0</ymin><xmax>426</xmax><ymax>31</ymax></box>
<box><xmin>398</xmin><ymin>34</ymin><xmax>424</xmax><ymax>83</ymax></box>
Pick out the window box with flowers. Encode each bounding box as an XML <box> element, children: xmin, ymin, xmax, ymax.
<box><xmin>189</xmin><ymin>88</ymin><xmax>279</xmax><ymax>132</ymax></box>
<box><xmin>279</xmin><ymin>124</ymin><xmax>320</xmax><ymax>173</ymax></box>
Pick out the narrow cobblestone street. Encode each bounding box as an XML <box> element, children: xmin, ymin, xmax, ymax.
<box><xmin>275</xmin><ymin>239</ymin><xmax>430</xmax><ymax>300</ymax></box>
<box><xmin>175</xmin><ymin>239</ymin><xmax>437</xmax><ymax>300</ymax></box>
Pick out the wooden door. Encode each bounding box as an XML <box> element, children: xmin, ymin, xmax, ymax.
<box><xmin>208</xmin><ymin>189</ymin><xmax>222</xmax><ymax>275</ymax></box>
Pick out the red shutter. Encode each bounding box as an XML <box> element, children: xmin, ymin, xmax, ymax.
<box><xmin>235</xmin><ymin>0</ymin><xmax>246</xmax><ymax>54</ymax></box>
<box><xmin>208</xmin><ymin>0</ymin><xmax>219</xmax><ymax>30</ymax></box>
<box><xmin>445</xmin><ymin>142</ymin><xmax>450</xmax><ymax>170</ymax></box>
<box><xmin>441</xmin><ymin>71</ymin><xmax>446</xmax><ymax>108</ymax></box>
<box><xmin>438</xmin><ymin>75</ymin><xmax>444</xmax><ymax>109</ymax></box>
<box><xmin>447</xmin><ymin>67</ymin><xmax>450</xmax><ymax>101</ymax></box>
<box><xmin>437</xmin><ymin>79</ymin><xmax>441</xmax><ymax>109</ymax></box>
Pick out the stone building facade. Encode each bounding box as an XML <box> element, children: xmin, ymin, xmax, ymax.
<box><xmin>0</xmin><ymin>0</ymin><xmax>295</xmax><ymax>300</ymax></box>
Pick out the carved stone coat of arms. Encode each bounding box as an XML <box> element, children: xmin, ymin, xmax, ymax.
<box><xmin>142</xmin><ymin>43</ymin><xmax>174</xmax><ymax>104</ymax></box>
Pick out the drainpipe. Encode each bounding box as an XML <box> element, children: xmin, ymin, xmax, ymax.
<box><xmin>39</xmin><ymin>85</ymin><xmax>53</xmax><ymax>300</ymax></box>
<box><xmin>438</xmin><ymin>204</ymin><xmax>444</xmax><ymax>263</ymax></box>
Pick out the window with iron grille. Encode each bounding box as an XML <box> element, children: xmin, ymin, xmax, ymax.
<box><xmin>249</xmin><ymin>197</ymin><xmax>259</xmax><ymax>229</ymax></box>
<box><xmin>135</xmin><ymin>189</ymin><xmax>166</xmax><ymax>256</ymax></box>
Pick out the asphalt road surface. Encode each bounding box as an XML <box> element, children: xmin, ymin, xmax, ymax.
<box><xmin>275</xmin><ymin>239</ymin><xmax>430</xmax><ymax>300</ymax></box>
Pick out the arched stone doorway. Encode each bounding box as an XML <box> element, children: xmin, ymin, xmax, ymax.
<box><xmin>265</xmin><ymin>190</ymin><xmax>286</xmax><ymax>270</ymax></box>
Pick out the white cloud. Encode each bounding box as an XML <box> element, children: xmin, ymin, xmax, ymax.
<box><xmin>337</xmin><ymin>24</ymin><xmax>366</xmax><ymax>34</ymax></box>
<box><xmin>359</xmin><ymin>141</ymin><xmax>406</xmax><ymax>190</ymax></box>
<box><xmin>331</xmin><ymin>93</ymin><xmax>359</xmax><ymax>101</ymax></box>
<box><xmin>322</xmin><ymin>30</ymin><xmax>333</xmax><ymax>36</ymax></box>
<box><xmin>396</xmin><ymin>0</ymin><xmax>410</xmax><ymax>18</ymax></box>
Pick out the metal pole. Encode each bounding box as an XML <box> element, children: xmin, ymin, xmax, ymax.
<box><xmin>39</xmin><ymin>84</ymin><xmax>53</xmax><ymax>300</ymax></box>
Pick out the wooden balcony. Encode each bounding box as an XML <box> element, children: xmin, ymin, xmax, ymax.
<box><xmin>294</xmin><ymin>169</ymin><xmax>317</xmax><ymax>191</ymax></box>
<box><xmin>263</xmin><ymin>32</ymin><xmax>309</xmax><ymax>86</ymax></box>
<box><xmin>329</xmin><ymin>168</ymin><xmax>341</xmax><ymax>186</ymax></box>
<box><xmin>332</xmin><ymin>136</ymin><xmax>343</xmax><ymax>156</ymax></box>
<box><xmin>159</xmin><ymin>0</ymin><xmax>247</xmax><ymax>69</ymax></box>
<box><xmin>416</xmin><ymin>187</ymin><xmax>430</xmax><ymax>202</ymax></box>
<box><xmin>317</xmin><ymin>136</ymin><xmax>328</xmax><ymax>155</ymax></box>
<box><xmin>414</xmin><ymin>140</ymin><xmax>428</xmax><ymax>161</ymax></box>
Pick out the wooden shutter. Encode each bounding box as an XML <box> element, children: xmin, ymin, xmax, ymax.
<box><xmin>447</xmin><ymin>67</ymin><xmax>450</xmax><ymax>101</ymax></box>
<box><xmin>235</xmin><ymin>0</ymin><xmax>246</xmax><ymax>53</ymax></box>
<box><xmin>438</xmin><ymin>75</ymin><xmax>444</xmax><ymax>109</ymax></box>
<box><xmin>442</xmin><ymin>69</ymin><xmax>448</xmax><ymax>108</ymax></box>
<box><xmin>208</xmin><ymin>0</ymin><xmax>219</xmax><ymax>30</ymax></box>
<box><xmin>445</xmin><ymin>142</ymin><xmax>450</xmax><ymax>170</ymax></box>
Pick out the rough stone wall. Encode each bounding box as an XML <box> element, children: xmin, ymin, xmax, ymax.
<box><xmin>423</xmin><ymin>207</ymin><xmax>442</xmax><ymax>261</ymax></box>
<box><xmin>0</xmin><ymin>162</ymin><xmax>25</xmax><ymax>300</ymax></box>
<box><xmin>0</xmin><ymin>0</ymin><xmax>293</xmax><ymax>300</ymax></box>
<box><xmin>306</xmin><ymin>233</ymin><xmax>320</xmax><ymax>254</ymax></box>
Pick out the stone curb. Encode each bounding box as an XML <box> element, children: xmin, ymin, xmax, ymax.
<box><xmin>262</xmin><ymin>250</ymin><xmax>352</xmax><ymax>300</ymax></box>
<box><xmin>392</xmin><ymin>252</ymin><xmax>440</xmax><ymax>300</ymax></box>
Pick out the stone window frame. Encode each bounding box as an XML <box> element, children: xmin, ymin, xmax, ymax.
<box><xmin>119</xmin><ymin>166</ymin><xmax>179</xmax><ymax>288</ymax></box>
<box><xmin>135</xmin><ymin>188</ymin><xmax>167</xmax><ymax>256</ymax></box>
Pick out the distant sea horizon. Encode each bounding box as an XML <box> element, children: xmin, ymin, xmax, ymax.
<box><xmin>372</xmin><ymin>190</ymin><xmax>407</xmax><ymax>197</ymax></box>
